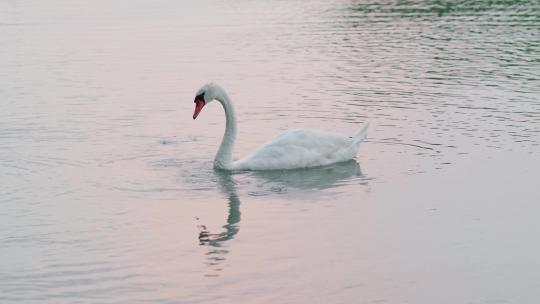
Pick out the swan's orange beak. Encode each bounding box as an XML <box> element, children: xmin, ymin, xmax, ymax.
<box><xmin>193</xmin><ymin>100</ymin><xmax>205</xmax><ymax>119</ymax></box>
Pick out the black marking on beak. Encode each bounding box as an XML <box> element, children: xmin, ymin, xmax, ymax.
<box><xmin>194</xmin><ymin>93</ymin><xmax>205</xmax><ymax>103</ymax></box>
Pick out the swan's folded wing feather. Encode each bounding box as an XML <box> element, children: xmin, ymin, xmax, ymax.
<box><xmin>234</xmin><ymin>129</ymin><xmax>357</xmax><ymax>170</ymax></box>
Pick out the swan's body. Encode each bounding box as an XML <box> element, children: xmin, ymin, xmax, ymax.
<box><xmin>192</xmin><ymin>83</ymin><xmax>368</xmax><ymax>171</ymax></box>
<box><xmin>233</xmin><ymin>128</ymin><xmax>367</xmax><ymax>170</ymax></box>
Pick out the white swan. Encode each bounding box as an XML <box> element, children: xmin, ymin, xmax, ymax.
<box><xmin>192</xmin><ymin>83</ymin><xmax>368</xmax><ymax>171</ymax></box>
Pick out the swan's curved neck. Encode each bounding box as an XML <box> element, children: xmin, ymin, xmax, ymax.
<box><xmin>214</xmin><ymin>88</ymin><xmax>237</xmax><ymax>169</ymax></box>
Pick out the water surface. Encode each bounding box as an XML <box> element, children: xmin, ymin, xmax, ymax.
<box><xmin>1</xmin><ymin>0</ymin><xmax>539</xmax><ymax>303</ymax></box>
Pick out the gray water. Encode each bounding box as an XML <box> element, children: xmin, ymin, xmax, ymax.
<box><xmin>1</xmin><ymin>0</ymin><xmax>540</xmax><ymax>303</ymax></box>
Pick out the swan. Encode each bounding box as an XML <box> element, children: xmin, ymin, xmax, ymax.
<box><xmin>192</xmin><ymin>83</ymin><xmax>368</xmax><ymax>171</ymax></box>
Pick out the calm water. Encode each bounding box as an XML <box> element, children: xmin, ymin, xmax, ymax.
<box><xmin>1</xmin><ymin>0</ymin><xmax>540</xmax><ymax>303</ymax></box>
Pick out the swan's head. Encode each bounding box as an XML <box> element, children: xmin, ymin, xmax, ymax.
<box><xmin>192</xmin><ymin>83</ymin><xmax>222</xmax><ymax>119</ymax></box>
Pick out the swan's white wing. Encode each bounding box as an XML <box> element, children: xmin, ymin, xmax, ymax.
<box><xmin>233</xmin><ymin>129</ymin><xmax>357</xmax><ymax>170</ymax></box>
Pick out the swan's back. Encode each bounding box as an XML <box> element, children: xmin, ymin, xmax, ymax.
<box><xmin>233</xmin><ymin>129</ymin><xmax>358</xmax><ymax>170</ymax></box>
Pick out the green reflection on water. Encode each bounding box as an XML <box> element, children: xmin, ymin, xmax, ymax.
<box><xmin>349</xmin><ymin>0</ymin><xmax>540</xmax><ymax>19</ymax></box>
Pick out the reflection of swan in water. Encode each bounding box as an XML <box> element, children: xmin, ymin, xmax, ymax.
<box><xmin>196</xmin><ymin>160</ymin><xmax>365</xmax><ymax>275</ymax></box>
<box><xmin>197</xmin><ymin>160</ymin><xmax>363</xmax><ymax>245</ymax></box>
<box><xmin>197</xmin><ymin>170</ymin><xmax>241</xmax><ymax>276</ymax></box>
<box><xmin>198</xmin><ymin>171</ymin><xmax>240</xmax><ymax>246</ymax></box>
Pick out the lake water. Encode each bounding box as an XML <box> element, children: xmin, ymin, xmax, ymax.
<box><xmin>1</xmin><ymin>0</ymin><xmax>539</xmax><ymax>303</ymax></box>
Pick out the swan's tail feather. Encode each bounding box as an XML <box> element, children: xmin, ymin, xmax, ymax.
<box><xmin>352</xmin><ymin>122</ymin><xmax>369</xmax><ymax>146</ymax></box>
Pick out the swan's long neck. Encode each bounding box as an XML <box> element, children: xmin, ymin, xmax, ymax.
<box><xmin>214</xmin><ymin>89</ymin><xmax>237</xmax><ymax>170</ymax></box>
